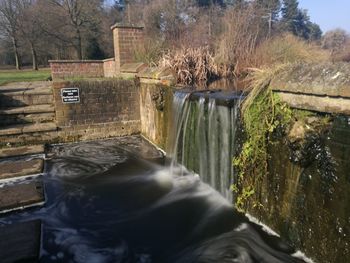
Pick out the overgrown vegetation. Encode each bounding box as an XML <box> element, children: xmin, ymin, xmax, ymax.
<box><xmin>253</xmin><ymin>34</ymin><xmax>329</xmax><ymax>67</ymax></box>
<box><xmin>232</xmin><ymin>67</ymin><xmax>293</xmax><ymax>210</ymax></box>
<box><xmin>1</xmin><ymin>0</ymin><xmax>348</xmax><ymax>80</ymax></box>
<box><xmin>231</xmin><ymin>61</ymin><xmax>336</xmax><ymax>210</ymax></box>
<box><xmin>159</xmin><ymin>46</ymin><xmax>220</xmax><ymax>85</ymax></box>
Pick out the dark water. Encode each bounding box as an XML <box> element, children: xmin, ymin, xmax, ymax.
<box><xmin>0</xmin><ymin>139</ymin><xmax>309</xmax><ymax>263</ymax></box>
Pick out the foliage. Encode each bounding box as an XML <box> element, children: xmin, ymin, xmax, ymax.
<box><xmin>233</xmin><ymin>67</ymin><xmax>293</xmax><ymax>211</ymax></box>
<box><xmin>253</xmin><ymin>34</ymin><xmax>329</xmax><ymax>68</ymax></box>
<box><xmin>280</xmin><ymin>0</ymin><xmax>322</xmax><ymax>40</ymax></box>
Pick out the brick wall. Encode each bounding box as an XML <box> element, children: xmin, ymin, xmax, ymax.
<box><xmin>50</xmin><ymin>60</ymin><xmax>104</xmax><ymax>80</ymax></box>
<box><xmin>112</xmin><ymin>25</ymin><xmax>144</xmax><ymax>73</ymax></box>
<box><xmin>103</xmin><ymin>58</ymin><xmax>117</xmax><ymax>77</ymax></box>
<box><xmin>53</xmin><ymin>79</ymin><xmax>141</xmax><ymax>141</ymax></box>
<box><xmin>49</xmin><ymin>25</ymin><xmax>144</xmax><ymax>78</ymax></box>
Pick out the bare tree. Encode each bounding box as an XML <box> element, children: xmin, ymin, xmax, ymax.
<box><xmin>322</xmin><ymin>29</ymin><xmax>349</xmax><ymax>61</ymax></box>
<box><xmin>0</xmin><ymin>0</ymin><xmax>21</xmax><ymax>69</ymax></box>
<box><xmin>48</xmin><ymin>0</ymin><xmax>102</xmax><ymax>60</ymax></box>
<box><xmin>17</xmin><ymin>0</ymin><xmax>45</xmax><ymax>70</ymax></box>
<box><xmin>215</xmin><ymin>4</ymin><xmax>265</xmax><ymax>75</ymax></box>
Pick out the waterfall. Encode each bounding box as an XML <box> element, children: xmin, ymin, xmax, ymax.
<box><xmin>168</xmin><ymin>90</ymin><xmax>242</xmax><ymax>201</ymax></box>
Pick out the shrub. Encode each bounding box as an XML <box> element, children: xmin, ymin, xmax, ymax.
<box><xmin>159</xmin><ymin>46</ymin><xmax>219</xmax><ymax>85</ymax></box>
<box><xmin>133</xmin><ymin>38</ymin><xmax>165</xmax><ymax>66</ymax></box>
<box><xmin>253</xmin><ymin>34</ymin><xmax>330</xmax><ymax>68</ymax></box>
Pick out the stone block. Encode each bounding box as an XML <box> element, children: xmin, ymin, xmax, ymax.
<box><xmin>0</xmin><ymin>182</ymin><xmax>44</xmax><ymax>214</ymax></box>
<box><xmin>0</xmin><ymin>158</ymin><xmax>43</xmax><ymax>180</ymax></box>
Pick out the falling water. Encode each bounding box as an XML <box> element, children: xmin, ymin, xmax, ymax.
<box><xmin>168</xmin><ymin>90</ymin><xmax>242</xmax><ymax>201</ymax></box>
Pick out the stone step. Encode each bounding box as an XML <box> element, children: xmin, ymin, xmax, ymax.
<box><xmin>0</xmin><ymin>104</ymin><xmax>54</xmax><ymax>115</ymax></box>
<box><xmin>0</xmin><ymin>93</ymin><xmax>53</xmax><ymax>107</ymax></box>
<box><xmin>0</xmin><ymin>145</ymin><xmax>45</xmax><ymax>159</ymax></box>
<box><xmin>0</xmin><ymin>158</ymin><xmax>44</xmax><ymax>181</ymax></box>
<box><xmin>0</xmin><ymin>82</ymin><xmax>53</xmax><ymax>107</ymax></box>
<box><xmin>0</xmin><ymin>220</ymin><xmax>41</xmax><ymax>263</ymax></box>
<box><xmin>0</xmin><ymin>112</ymin><xmax>55</xmax><ymax>126</ymax></box>
<box><xmin>0</xmin><ymin>181</ymin><xmax>45</xmax><ymax>214</ymax></box>
<box><xmin>0</xmin><ymin>81</ymin><xmax>52</xmax><ymax>94</ymax></box>
<box><xmin>0</xmin><ymin>122</ymin><xmax>57</xmax><ymax>136</ymax></box>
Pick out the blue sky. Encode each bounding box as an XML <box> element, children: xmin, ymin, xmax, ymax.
<box><xmin>298</xmin><ymin>0</ymin><xmax>350</xmax><ymax>32</ymax></box>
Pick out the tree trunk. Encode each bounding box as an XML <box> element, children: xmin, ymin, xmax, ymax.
<box><xmin>76</xmin><ymin>29</ymin><xmax>83</xmax><ymax>60</ymax></box>
<box><xmin>30</xmin><ymin>43</ymin><xmax>38</xmax><ymax>70</ymax></box>
<box><xmin>12</xmin><ymin>37</ymin><xmax>21</xmax><ymax>70</ymax></box>
<box><xmin>268</xmin><ymin>12</ymin><xmax>272</xmax><ymax>37</ymax></box>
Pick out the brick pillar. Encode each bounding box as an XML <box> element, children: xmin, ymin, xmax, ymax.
<box><xmin>111</xmin><ymin>23</ymin><xmax>144</xmax><ymax>74</ymax></box>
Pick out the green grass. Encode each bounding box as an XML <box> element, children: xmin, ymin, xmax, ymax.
<box><xmin>0</xmin><ymin>68</ymin><xmax>51</xmax><ymax>86</ymax></box>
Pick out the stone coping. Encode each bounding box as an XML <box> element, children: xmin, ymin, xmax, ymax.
<box><xmin>49</xmin><ymin>60</ymin><xmax>104</xmax><ymax>63</ymax></box>
<box><xmin>121</xmin><ymin>63</ymin><xmax>147</xmax><ymax>73</ymax></box>
<box><xmin>276</xmin><ymin>92</ymin><xmax>350</xmax><ymax>115</ymax></box>
<box><xmin>103</xmin><ymin>58</ymin><xmax>115</xmax><ymax>62</ymax></box>
<box><xmin>271</xmin><ymin>63</ymin><xmax>350</xmax><ymax>98</ymax></box>
<box><xmin>110</xmin><ymin>23</ymin><xmax>144</xmax><ymax>30</ymax></box>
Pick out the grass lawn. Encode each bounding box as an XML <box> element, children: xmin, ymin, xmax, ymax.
<box><xmin>0</xmin><ymin>68</ymin><xmax>51</xmax><ymax>86</ymax></box>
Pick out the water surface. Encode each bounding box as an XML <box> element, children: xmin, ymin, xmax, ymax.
<box><xmin>0</xmin><ymin>138</ymin><xmax>309</xmax><ymax>263</ymax></box>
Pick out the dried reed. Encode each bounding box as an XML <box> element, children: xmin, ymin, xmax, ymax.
<box><xmin>159</xmin><ymin>46</ymin><xmax>219</xmax><ymax>85</ymax></box>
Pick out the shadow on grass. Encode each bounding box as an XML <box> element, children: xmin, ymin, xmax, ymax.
<box><xmin>0</xmin><ymin>69</ymin><xmax>51</xmax><ymax>86</ymax></box>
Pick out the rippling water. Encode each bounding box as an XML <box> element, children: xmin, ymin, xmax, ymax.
<box><xmin>0</xmin><ymin>140</ymin><xmax>310</xmax><ymax>263</ymax></box>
